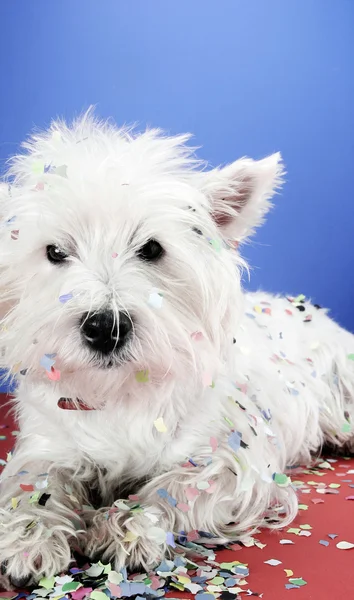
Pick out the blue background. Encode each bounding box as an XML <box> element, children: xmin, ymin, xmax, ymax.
<box><xmin>0</xmin><ymin>1</ymin><xmax>353</xmax><ymax>390</ymax></box>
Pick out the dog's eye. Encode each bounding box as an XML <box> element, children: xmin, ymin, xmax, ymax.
<box><xmin>46</xmin><ymin>244</ymin><xmax>68</xmax><ymax>264</ymax></box>
<box><xmin>137</xmin><ymin>239</ymin><xmax>164</xmax><ymax>262</ymax></box>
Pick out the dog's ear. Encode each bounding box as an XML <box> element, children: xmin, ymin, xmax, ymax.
<box><xmin>201</xmin><ymin>153</ymin><xmax>284</xmax><ymax>241</ymax></box>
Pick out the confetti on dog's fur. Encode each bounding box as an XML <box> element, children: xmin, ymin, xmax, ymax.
<box><xmin>154</xmin><ymin>417</ymin><xmax>167</xmax><ymax>433</ymax></box>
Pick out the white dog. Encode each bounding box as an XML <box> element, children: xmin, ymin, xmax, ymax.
<box><xmin>0</xmin><ymin>112</ymin><xmax>353</xmax><ymax>587</ymax></box>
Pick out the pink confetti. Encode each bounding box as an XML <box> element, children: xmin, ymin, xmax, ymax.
<box><xmin>262</xmin><ymin>307</ymin><xmax>272</xmax><ymax>315</ymax></box>
<box><xmin>47</xmin><ymin>367</ymin><xmax>61</xmax><ymax>381</ymax></box>
<box><xmin>128</xmin><ymin>494</ymin><xmax>139</xmax><ymax>501</ymax></box>
<box><xmin>177</xmin><ymin>502</ymin><xmax>190</xmax><ymax>512</ymax></box>
<box><xmin>185</xmin><ymin>487</ymin><xmax>200</xmax><ymax>501</ymax></box>
<box><xmin>108</xmin><ymin>583</ymin><xmax>122</xmax><ymax>597</ymax></box>
<box><xmin>285</xmin><ymin>309</ymin><xmax>293</xmax><ymax>316</ymax></box>
<box><xmin>112</xmin><ymin>252</ymin><xmax>118</xmax><ymax>258</ymax></box>
<box><xmin>35</xmin><ymin>182</ymin><xmax>44</xmax><ymax>191</ymax></box>
<box><xmin>187</xmin><ymin>529</ymin><xmax>200</xmax><ymax>542</ymax></box>
<box><xmin>210</xmin><ymin>436</ymin><xmax>218</xmax><ymax>452</ymax></box>
<box><xmin>191</xmin><ymin>331</ymin><xmax>204</xmax><ymax>341</ymax></box>
<box><xmin>345</xmin><ymin>496</ymin><xmax>354</xmax><ymax>500</ymax></box>
<box><xmin>11</xmin><ymin>229</ymin><xmax>19</xmax><ymax>240</ymax></box>
<box><xmin>205</xmin><ymin>479</ymin><xmax>217</xmax><ymax>494</ymax></box>
<box><xmin>312</xmin><ymin>498</ymin><xmax>325</xmax><ymax>504</ymax></box>
<box><xmin>71</xmin><ymin>588</ymin><xmax>93</xmax><ymax>600</ymax></box>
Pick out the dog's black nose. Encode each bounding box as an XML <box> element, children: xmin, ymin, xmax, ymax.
<box><xmin>80</xmin><ymin>310</ymin><xmax>132</xmax><ymax>354</ymax></box>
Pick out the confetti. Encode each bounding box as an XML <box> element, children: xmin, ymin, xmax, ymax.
<box><xmin>154</xmin><ymin>417</ymin><xmax>167</xmax><ymax>433</ymax></box>
<box><xmin>40</xmin><ymin>353</ymin><xmax>57</xmax><ymax>371</ymax></box>
<box><xmin>59</xmin><ymin>292</ymin><xmax>73</xmax><ymax>303</ymax></box>
<box><xmin>273</xmin><ymin>472</ymin><xmax>290</xmax><ymax>486</ymax></box>
<box><xmin>228</xmin><ymin>430</ymin><xmax>242</xmax><ymax>453</ymax></box>
<box><xmin>284</xmin><ymin>569</ymin><xmax>294</xmax><ymax>577</ymax></box>
<box><xmin>347</xmin><ymin>353</ymin><xmax>354</xmax><ymax>361</ymax></box>
<box><xmin>112</xmin><ymin>252</ymin><xmax>118</xmax><ymax>258</ymax></box>
<box><xmin>191</xmin><ymin>331</ymin><xmax>204</xmax><ymax>341</ymax></box>
<box><xmin>336</xmin><ymin>541</ymin><xmax>354</xmax><ymax>550</ymax></box>
<box><xmin>47</xmin><ymin>367</ymin><xmax>61</xmax><ymax>381</ymax></box>
<box><xmin>11</xmin><ymin>229</ymin><xmax>19</xmax><ymax>240</ymax></box>
<box><xmin>135</xmin><ymin>370</ymin><xmax>149</xmax><ymax>383</ymax></box>
<box><xmin>264</xmin><ymin>559</ymin><xmax>282</xmax><ymax>566</ymax></box>
<box><xmin>319</xmin><ymin>540</ymin><xmax>329</xmax><ymax>546</ymax></box>
<box><xmin>148</xmin><ymin>290</ymin><xmax>164</xmax><ymax>309</ymax></box>
<box><xmin>279</xmin><ymin>539</ymin><xmax>294</xmax><ymax>545</ymax></box>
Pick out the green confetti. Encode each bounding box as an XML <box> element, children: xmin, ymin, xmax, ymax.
<box><xmin>342</xmin><ymin>422</ymin><xmax>351</xmax><ymax>433</ymax></box>
<box><xmin>39</xmin><ymin>576</ymin><xmax>55</xmax><ymax>590</ymax></box>
<box><xmin>210</xmin><ymin>239</ymin><xmax>222</xmax><ymax>252</ymax></box>
<box><xmin>298</xmin><ymin>504</ymin><xmax>308</xmax><ymax>510</ymax></box>
<box><xmin>289</xmin><ymin>578</ymin><xmax>307</xmax><ymax>587</ymax></box>
<box><xmin>294</xmin><ymin>294</ymin><xmax>306</xmax><ymax>303</ymax></box>
<box><xmin>0</xmin><ymin>435</ymin><xmax>6</xmax><ymax>440</ymax></box>
<box><xmin>135</xmin><ymin>369</ymin><xmax>149</xmax><ymax>383</ymax></box>
<box><xmin>31</xmin><ymin>160</ymin><xmax>44</xmax><ymax>175</ymax></box>
<box><xmin>210</xmin><ymin>576</ymin><xmax>224</xmax><ymax>585</ymax></box>
<box><xmin>29</xmin><ymin>491</ymin><xmax>41</xmax><ymax>504</ymax></box>
<box><xmin>90</xmin><ymin>592</ymin><xmax>109</xmax><ymax>600</ymax></box>
<box><xmin>273</xmin><ymin>473</ymin><xmax>289</xmax><ymax>485</ymax></box>
<box><xmin>62</xmin><ymin>582</ymin><xmax>82</xmax><ymax>593</ymax></box>
<box><xmin>348</xmin><ymin>354</ymin><xmax>354</xmax><ymax>361</ymax></box>
<box><xmin>224</xmin><ymin>416</ymin><xmax>234</xmax><ymax>428</ymax></box>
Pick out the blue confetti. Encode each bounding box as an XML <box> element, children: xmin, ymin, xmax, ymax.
<box><xmin>319</xmin><ymin>540</ymin><xmax>329</xmax><ymax>546</ymax></box>
<box><xmin>40</xmin><ymin>353</ymin><xmax>57</xmax><ymax>372</ymax></box>
<box><xmin>59</xmin><ymin>292</ymin><xmax>73</xmax><ymax>304</ymax></box>
<box><xmin>228</xmin><ymin>430</ymin><xmax>242</xmax><ymax>453</ymax></box>
<box><xmin>285</xmin><ymin>584</ymin><xmax>300</xmax><ymax>589</ymax></box>
<box><xmin>166</xmin><ymin>531</ymin><xmax>176</xmax><ymax>548</ymax></box>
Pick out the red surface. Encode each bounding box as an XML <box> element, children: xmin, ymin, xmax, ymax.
<box><xmin>0</xmin><ymin>395</ymin><xmax>354</xmax><ymax>599</ymax></box>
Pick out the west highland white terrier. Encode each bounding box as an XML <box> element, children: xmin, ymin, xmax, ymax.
<box><xmin>0</xmin><ymin>112</ymin><xmax>353</xmax><ymax>587</ymax></box>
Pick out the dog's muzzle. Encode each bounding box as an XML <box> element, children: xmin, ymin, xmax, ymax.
<box><xmin>80</xmin><ymin>310</ymin><xmax>132</xmax><ymax>355</ymax></box>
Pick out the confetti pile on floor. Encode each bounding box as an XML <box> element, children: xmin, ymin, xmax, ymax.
<box><xmin>0</xmin><ymin>399</ymin><xmax>353</xmax><ymax>599</ymax></box>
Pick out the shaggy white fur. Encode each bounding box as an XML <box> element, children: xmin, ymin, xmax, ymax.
<box><xmin>0</xmin><ymin>112</ymin><xmax>353</xmax><ymax>585</ymax></box>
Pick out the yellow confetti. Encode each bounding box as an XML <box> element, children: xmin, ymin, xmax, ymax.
<box><xmin>123</xmin><ymin>531</ymin><xmax>138</xmax><ymax>542</ymax></box>
<box><xmin>177</xmin><ymin>575</ymin><xmax>191</xmax><ymax>585</ymax></box>
<box><xmin>31</xmin><ymin>160</ymin><xmax>44</xmax><ymax>175</ymax></box>
<box><xmin>154</xmin><ymin>417</ymin><xmax>167</xmax><ymax>433</ymax></box>
<box><xmin>11</xmin><ymin>497</ymin><xmax>18</xmax><ymax>509</ymax></box>
<box><xmin>253</xmin><ymin>305</ymin><xmax>263</xmax><ymax>314</ymax></box>
<box><xmin>135</xmin><ymin>369</ymin><xmax>149</xmax><ymax>383</ymax></box>
<box><xmin>284</xmin><ymin>569</ymin><xmax>294</xmax><ymax>577</ymax></box>
<box><xmin>329</xmin><ymin>483</ymin><xmax>340</xmax><ymax>488</ymax></box>
<box><xmin>299</xmin><ymin>524</ymin><xmax>312</xmax><ymax>530</ymax></box>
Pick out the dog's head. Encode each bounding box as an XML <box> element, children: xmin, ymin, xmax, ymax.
<box><xmin>0</xmin><ymin>113</ymin><xmax>283</xmax><ymax>402</ymax></box>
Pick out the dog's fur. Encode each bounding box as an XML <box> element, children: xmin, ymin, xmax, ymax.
<box><xmin>0</xmin><ymin>112</ymin><xmax>353</xmax><ymax>584</ymax></box>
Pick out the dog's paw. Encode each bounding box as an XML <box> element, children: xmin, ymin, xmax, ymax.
<box><xmin>84</xmin><ymin>506</ymin><xmax>167</xmax><ymax>572</ymax></box>
<box><xmin>0</xmin><ymin>524</ymin><xmax>74</xmax><ymax>587</ymax></box>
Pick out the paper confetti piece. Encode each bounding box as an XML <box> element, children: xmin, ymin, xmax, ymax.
<box><xmin>336</xmin><ymin>541</ymin><xmax>354</xmax><ymax>550</ymax></box>
<box><xmin>47</xmin><ymin>367</ymin><xmax>61</xmax><ymax>381</ymax></box>
<box><xmin>11</xmin><ymin>229</ymin><xmax>19</xmax><ymax>240</ymax></box>
<box><xmin>154</xmin><ymin>417</ymin><xmax>167</xmax><ymax>433</ymax></box>
<box><xmin>342</xmin><ymin>422</ymin><xmax>351</xmax><ymax>433</ymax></box>
<box><xmin>228</xmin><ymin>430</ymin><xmax>242</xmax><ymax>453</ymax></box>
<box><xmin>40</xmin><ymin>353</ymin><xmax>57</xmax><ymax>371</ymax></box>
<box><xmin>319</xmin><ymin>540</ymin><xmax>329</xmax><ymax>546</ymax></box>
<box><xmin>176</xmin><ymin>502</ymin><xmax>190</xmax><ymax>512</ymax></box>
<box><xmin>39</xmin><ymin>576</ymin><xmax>56</xmax><ymax>590</ymax></box>
<box><xmin>279</xmin><ymin>539</ymin><xmax>294</xmax><ymax>545</ymax></box>
<box><xmin>210</xmin><ymin>436</ymin><xmax>218</xmax><ymax>452</ymax></box>
<box><xmin>135</xmin><ymin>370</ymin><xmax>149</xmax><ymax>383</ymax></box>
<box><xmin>59</xmin><ymin>292</ymin><xmax>73</xmax><ymax>303</ymax></box>
<box><xmin>328</xmin><ymin>534</ymin><xmax>338</xmax><ymax>539</ymax></box>
<box><xmin>112</xmin><ymin>252</ymin><xmax>118</xmax><ymax>258</ymax></box>
<box><xmin>123</xmin><ymin>531</ymin><xmax>138</xmax><ymax>542</ymax></box>
<box><xmin>20</xmin><ymin>484</ymin><xmax>34</xmax><ymax>492</ymax></box>
<box><xmin>253</xmin><ymin>305</ymin><xmax>262</xmax><ymax>314</ymax></box>
<box><xmin>11</xmin><ymin>497</ymin><xmax>18</xmax><ymax>509</ymax></box>
<box><xmin>185</xmin><ymin>487</ymin><xmax>200</xmax><ymax>501</ymax></box>
<box><xmin>289</xmin><ymin>578</ymin><xmax>307</xmax><ymax>587</ymax></box>
<box><xmin>166</xmin><ymin>532</ymin><xmax>176</xmax><ymax>548</ymax></box>
<box><xmin>146</xmin><ymin>526</ymin><xmax>166</xmax><ymax>544</ymax></box>
<box><xmin>284</xmin><ymin>569</ymin><xmax>294</xmax><ymax>577</ymax></box>
<box><xmin>148</xmin><ymin>290</ymin><xmax>164</xmax><ymax>309</ymax></box>
<box><xmin>347</xmin><ymin>353</ymin><xmax>354</xmax><ymax>360</ymax></box>
<box><xmin>191</xmin><ymin>331</ymin><xmax>204</xmax><ymax>341</ymax></box>
<box><xmin>264</xmin><ymin>559</ymin><xmax>282</xmax><ymax>566</ymax></box>
<box><xmin>90</xmin><ymin>591</ymin><xmax>109</xmax><ymax>600</ymax></box>
<box><xmin>273</xmin><ymin>472</ymin><xmax>290</xmax><ymax>486</ymax></box>
<box><xmin>345</xmin><ymin>496</ymin><xmax>354</xmax><ymax>500</ymax></box>
<box><xmin>54</xmin><ymin>164</ymin><xmax>68</xmax><ymax>178</ymax></box>
<box><xmin>62</xmin><ymin>582</ymin><xmax>82</xmax><ymax>593</ymax></box>
<box><xmin>299</xmin><ymin>524</ymin><xmax>312</xmax><ymax>530</ymax></box>
<box><xmin>285</xmin><ymin>584</ymin><xmax>300</xmax><ymax>590</ymax></box>
<box><xmin>31</xmin><ymin>160</ymin><xmax>44</xmax><ymax>174</ymax></box>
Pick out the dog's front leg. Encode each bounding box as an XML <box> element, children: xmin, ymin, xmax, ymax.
<box><xmin>0</xmin><ymin>445</ymin><xmax>87</xmax><ymax>588</ymax></box>
<box><xmin>85</xmin><ymin>456</ymin><xmax>297</xmax><ymax>571</ymax></box>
